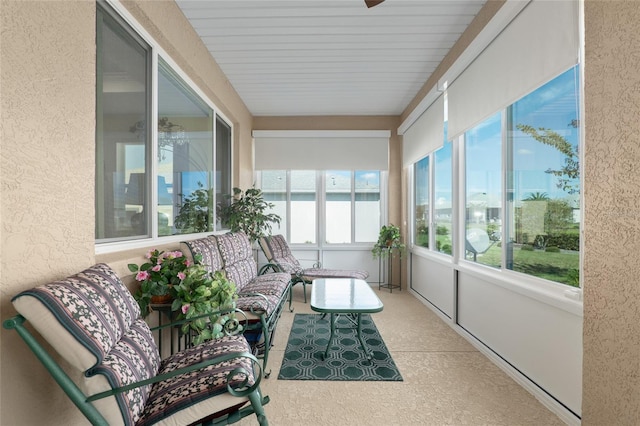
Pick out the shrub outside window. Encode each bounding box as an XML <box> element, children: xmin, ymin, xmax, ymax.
<box><xmin>464</xmin><ymin>112</ymin><xmax>502</xmax><ymax>268</ymax></box>
<box><xmin>414</xmin><ymin>157</ymin><xmax>429</xmax><ymax>248</ymax></box>
<box><xmin>506</xmin><ymin>66</ymin><xmax>580</xmax><ymax>286</ymax></box>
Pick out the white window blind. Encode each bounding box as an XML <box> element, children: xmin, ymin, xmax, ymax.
<box><xmin>253</xmin><ymin>130</ymin><xmax>390</xmax><ymax>170</ymax></box>
<box><xmin>402</xmin><ymin>94</ymin><xmax>444</xmax><ymax>166</ymax></box>
<box><xmin>447</xmin><ymin>0</ymin><xmax>579</xmax><ymax>139</ymax></box>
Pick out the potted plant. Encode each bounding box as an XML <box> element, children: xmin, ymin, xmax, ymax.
<box><xmin>372</xmin><ymin>224</ymin><xmax>406</xmax><ymax>259</ymax></box>
<box><xmin>171</xmin><ymin>266</ymin><xmax>240</xmax><ymax>345</ymax></box>
<box><xmin>174</xmin><ymin>182</ymin><xmax>213</xmax><ymax>234</ymax></box>
<box><xmin>219</xmin><ymin>186</ymin><xmax>281</xmax><ymax>244</ymax></box>
<box><xmin>128</xmin><ymin>249</ymin><xmax>200</xmax><ymax>316</ymax></box>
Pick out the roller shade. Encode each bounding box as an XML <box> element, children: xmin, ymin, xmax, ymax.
<box><xmin>447</xmin><ymin>0</ymin><xmax>579</xmax><ymax>139</ymax></box>
<box><xmin>253</xmin><ymin>130</ymin><xmax>390</xmax><ymax>170</ymax></box>
<box><xmin>402</xmin><ymin>94</ymin><xmax>444</xmax><ymax>166</ymax></box>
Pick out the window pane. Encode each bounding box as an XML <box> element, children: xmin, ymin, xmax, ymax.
<box><xmin>465</xmin><ymin>112</ymin><xmax>502</xmax><ymax>267</ymax></box>
<box><xmin>507</xmin><ymin>66</ymin><xmax>580</xmax><ymax>286</ymax></box>
<box><xmin>261</xmin><ymin>170</ymin><xmax>287</xmax><ymax>238</ymax></box>
<box><xmin>414</xmin><ymin>157</ymin><xmax>429</xmax><ymax>248</ymax></box>
<box><xmin>159</xmin><ymin>60</ymin><xmax>213</xmax><ymax>236</ymax></box>
<box><xmin>96</xmin><ymin>6</ymin><xmax>150</xmax><ymax>241</ymax></box>
<box><xmin>355</xmin><ymin>171</ymin><xmax>380</xmax><ymax>243</ymax></box>
<box><xmin>434</xmin><ymin>141</ymin><xmax>452</xmax><ymax>255</ymax></box>
<box><xmin>291</xmin><ymin>170</ymin><xmax>316</xmax><ymax>244</ymax></box>
<box><xmin>215</xmin><ymin>116</ymin><xmax>232</xmax><ymax>231</ymax></box>
<box><xmin>325</xmin><ymin>171</ymin><xmax>351</xmax><ymax>243</ymax></box>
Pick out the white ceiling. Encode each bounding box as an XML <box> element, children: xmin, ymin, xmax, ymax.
<box><xmin>175</xmin><ymin>0</ymin><xmax>487</xmax><ymax>116</ymax></box>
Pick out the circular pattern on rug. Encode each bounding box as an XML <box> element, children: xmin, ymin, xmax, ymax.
<box><xmin>277</xmin><ymin>314</ymin><xmax>403</xmax><ymax>381</ymax></box>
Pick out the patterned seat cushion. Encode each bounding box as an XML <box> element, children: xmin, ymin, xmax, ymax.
<box><xmin>135</xmin><ymin>335</ymin><xmax>255</xmax><ymax>426</ymax></box>
<box><xmin>301</xmin><ymin>268</ymin><xmax>369</xmax><ymax>281</ymax></box>
<box><xmin>259</xmin><ymin>235</ymin><xmax>302</xmax><ymax>274</ymax></box>
<box><xmin>241</xmin><ymin>272</ymin><xmax>291</xmax><ymax>297</ymax></box>
<box><xmin>84</xmin><ymin>318</ymin><xmax>162</xmax><ymax>425</ymax></box>
<box><xmin>12</xmin><ymin>263</ymin><xmax>161</xmax><ymax>424</ymax></box>
<box><xmin>181</xmin><ymin>236</ymin><xmax>224</xmax><ymax>273</ymax></box>
<box><xmin>214</xmin><ymin>232</ymin><xmax>257</xmax><ymax>291</ymax></box>
<box><xmin>11</xmin><ymin>263</ymin><xmax>142</xmax><ymax>371</ymax></box>
<box><xmin>235</xmin><ymin>293</ymin><xmax>280</xmax><ymax>317</ymax></box>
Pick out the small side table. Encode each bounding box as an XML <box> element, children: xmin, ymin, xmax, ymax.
<box><xmin>378</xmin><ymin>247</ymin><xmax>402</xmax><ymax>292</ymax></box>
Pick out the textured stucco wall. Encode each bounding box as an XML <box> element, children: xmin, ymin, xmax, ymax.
<box><xmin>1</xmin><ymin>1</ymin><xmax>96</xmax><ymax>424</ymax></box>
<box><xmin>582</xmin><ymin>1</ymin><xmax>640</xmax><ymax>424</ymax></box>
<box><xmin>0</xmin><ymin>1</ymin><xmax>253</xmax><ymax>424</ymax></box>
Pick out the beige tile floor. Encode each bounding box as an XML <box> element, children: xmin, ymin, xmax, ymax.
<box><xmin>238</xmin><ymin>284</ymin><xmax>565</xmax><ymax>426</ymax></box>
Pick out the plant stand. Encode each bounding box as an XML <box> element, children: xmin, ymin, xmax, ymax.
<box><xmin>378</xmin><ymin>247</ymin><xmax>402</xmax><ymax>292</ymax></box>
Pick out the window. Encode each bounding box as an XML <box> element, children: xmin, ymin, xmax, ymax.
<box><xmin>506</xmin><ymin>66</ymin><xmax>580</xmax><ymax>286</ymax></box>
<box><xmin>96</xmin><ymin>5</ymin><xmax>151</xmax><ymax>241</ymax></box>
<box><xmin>261</xmin><ymin>170</ymin><xmax>287</xmax><ymax>239</ymax></box>
<box><xmin>259</xmin><ymin>170</ymin><xmax>382</xmax><ymax>246</ymax></box>
<box><xmin>433</xmin><ymin>140</ymin><xmax>453</xmax><ymax>255</ymax></box>
<box><xmin>95</xmin><ymin>4</ymin><xmax>232</xmax><ymax>245</ymax></box>
<box><xmin>215</xmin><ymin>117</ymin><xmax>232</xmax><ymax>231</ymax></box>
<box><xmin>291</xmin><ymin>170</ymin><xmax>317</xmax><ymax>244</ymax></box>
<box><xmin>414</xmin><ymin>157</ymin><xmax>429</xmax><ymax>248</ymax></box>
<box><xmin>325</xmin><ymin>170</ymin><xmax>381</xmax><ymax>244</ymax></box>
<box><xmin>464</xmin><ymin>112</ymin><xmax>502</xmax><ymax>268</ymax></box>
<box><xmin>158</xmin><ymin>60</ymin><xmax>213</xmax><ymax>236</ymax></box>
<box><xmin>354</xmin><ymin>170</ymin><xmax>381</xmax><ymax>243</ymax></box>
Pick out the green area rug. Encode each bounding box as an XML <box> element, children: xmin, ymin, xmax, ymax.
<box><xmin>278</xmin><ymin>313</ymin><xmax>403</xmax><ymax>381</ymax></box>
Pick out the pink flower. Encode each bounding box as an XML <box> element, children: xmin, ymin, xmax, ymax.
<box><xmin>151</xmin><ymin>264</ymin><xmax>161</xmax><ymax>272</ymax></box>
<box><xmin>181</xmin><ymin>304</ymin><xmax>190</xmax><ymax>314</ymax></box>
<box><xmin>135</xmin><ymin>271</ymin><xmax>150</xmax><ymax>281</ymax></box>
<box><xmin>173</xmin><ymin>251</ymin><xmax>183</xmax><ymax>258</ymax></box>
<box><xmin>185</xmin><ymin>259</ymin><xmax>193</xmax><ymax>267</ymax></box>
<box><xmin>177</xmin><ymin>272</ymin><xmax>186</xmax><ymax>281</ymax></box>
<box><xmin>145</xmin><ymin>250</ymin><xmax>154</xmax><ymax>259</ymax></box>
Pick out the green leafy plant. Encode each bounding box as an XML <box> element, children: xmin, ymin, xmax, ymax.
<box><xmin>219</xmin><ymin>186</ymin><xmax>281</xmax><ymax>244</ymax></box>
<box><xmin>372</xmin><ymin>224</ymin><xmax>406</xmax><ymax>259</ymax></box>
<box><xmin>174</xmin><ymin>182</ymin><xmax>213</xmax><ymax>234</ymax></box>
<box><xmin>171</xmin><ymin>266</ymin><xmax>240</xmax><ymax>345</ymax></box>
<box><xmin>128</xmin><ymin>249</ymin><xmax>200</xmax><ymax>316</ymax></box>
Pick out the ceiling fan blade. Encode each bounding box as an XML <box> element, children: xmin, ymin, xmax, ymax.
<box><xmin>365</xmin><ymin>0</ymin><xmax>385</xmax><ymax>8</ymax></box>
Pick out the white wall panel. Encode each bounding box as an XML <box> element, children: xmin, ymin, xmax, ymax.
<box><xmin>410</xmin><ymin>253</ymin><xmax>454</xmax><ymax>318</ymax></box>
<box><xmin>457</xmin><ymin>271</ymin><xmax>582</xmax><ymax>415</ymax></box>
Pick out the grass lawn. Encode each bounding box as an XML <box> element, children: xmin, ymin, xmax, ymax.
<box><xmin>469</xmin><ymin>244</ymin><xmax>579</xmax><ymax>286</ymax></box>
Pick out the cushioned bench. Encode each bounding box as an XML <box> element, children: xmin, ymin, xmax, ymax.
<box><xmin>4</xmin><ymin>263</ymin><xmax>269</xmax><ymax>425</ymax></box>
<box><xmin>259</xmin><ymin>234</ymin><xmax>369</xmax><ymax>304</ymax></box>
<box><xmin>181</xmin><ymin>232</ymin><xmax>291</xmax><ymax>378</ymax></box>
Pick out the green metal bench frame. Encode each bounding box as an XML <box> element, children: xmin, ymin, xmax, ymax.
<box><xmin>3</xmin><ymin>310</ymin><xmax>270</xmax><ymax>425</ymax></box>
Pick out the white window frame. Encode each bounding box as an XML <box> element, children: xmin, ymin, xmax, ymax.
<box><xmin>96</xmin><ymin>0</ymin><xmax>234</xmax><ymax>254</ymax></box>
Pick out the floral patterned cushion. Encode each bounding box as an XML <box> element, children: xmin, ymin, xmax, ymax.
<box><xmin>235</xmin><ymin>294</ymin><xmax>280</xmax><ymax>317</ymax></box>
<box><xmin>136</xmin><ymin>335</ymin><xmax>255</xmax><ymax>426</ymax></box>
<box><xmin>84</xmin><ymin>318</ymin><xmax>161</xmax><ymax>425</ymax></box>
<box><xmin>241</xmin><ymin>273</ymin><xmax>291</xmax><ymax>297</ymax></box>
<box><xmin>301</xmin><ymin>268</ymin><xmax>369</xmax><ymax>281</ymax></box>
<box><xmin>11</xmin><ymin>263</ymin><xmax>141</xmax><ymax>371</ymax></box>
<box><xmin>181</xmin><ymin>236</ymin><xmax>224</xmax><ymax>273</ymax></box>
<box><xmin>214</xmin><ymin>232</ymin><xmax>257</xmax><ymax>290</ymax></box>
<box><xmin>259</xmin><ymin>234</ymin><xmax>303</xmax><ymax>274</ymax></box>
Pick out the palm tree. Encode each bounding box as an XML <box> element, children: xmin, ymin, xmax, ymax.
<box><xmin>523</xmin><ymin>192</ymin><xmax>550</xmax><ymax>201</ymax></box>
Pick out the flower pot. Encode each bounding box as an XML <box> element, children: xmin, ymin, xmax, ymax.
<box><xmin>151</xmin><ymin>294</ymin><xmax>173</xmax><ymax>305</ymax></box>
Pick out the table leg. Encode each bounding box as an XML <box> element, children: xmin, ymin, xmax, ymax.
<box><xmin>355</xmin><ymin>314</ymin><xmax>373</xmax><ymax>361</ymax></box>
<box><xmin>321</xmin><ymin>313</ymin><xmax>337</xmax><ymax>360</ymax></box>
